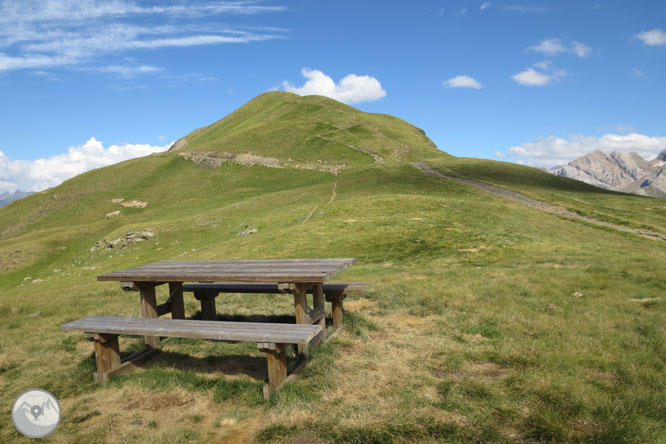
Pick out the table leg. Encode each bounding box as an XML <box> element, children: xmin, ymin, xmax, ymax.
<box><xmin>138</xmin><ymin>282</ymin><xmax>161</xmax><ymax>348</ymax></box>
<box><xmin>312</xmin><ymin>283</ymin><xmax>325</xmax><ymax>347</ymax></box>
<box><xmin>293</xmin><ymin>283</ymin><xmax>308</xmax><ymax>356</ymax></box>
<box><xmin>169</xmin><ymin>282</ymin><xmax>185</xmax><ymax>319</ymax></box>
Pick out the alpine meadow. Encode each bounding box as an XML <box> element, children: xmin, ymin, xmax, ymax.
<box><xmin>1</xmin><ymin>92</ymin><xmax>665</xmax><ymax>443</ymax></box>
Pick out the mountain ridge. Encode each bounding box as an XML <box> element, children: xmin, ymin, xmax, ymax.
<box><xmin>0</xmin><ymin>190</ymin><xmax>33</xmax><ymax>207</ymax></box>
<box><xmin>550</xmin><ymin>148</ymin><xmax>666</xmax><ymax>198</ymax></box>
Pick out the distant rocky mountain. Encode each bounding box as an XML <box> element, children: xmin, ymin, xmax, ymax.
<box><xmin>0</xmin><ymin>190</ymin><xmax>33</xmax><ymax>207</ymax></box>
<box><xmin>550</xmin><ymin>149</ymin><xmax>666</xmax><ymax>198</ymax></box>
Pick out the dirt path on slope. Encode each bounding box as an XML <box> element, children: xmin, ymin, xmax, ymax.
<box><xmin>412</xmin><ymin>162</ymin><xmax>666</xmax><ymax>241</ymax></box>
<box><xmin>303</xmin><ymin>181</ymin><xmax>338</xmax><ymax>224</ymax></box>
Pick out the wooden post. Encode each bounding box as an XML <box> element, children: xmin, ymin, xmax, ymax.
<box><xmin>312</xmin><ymin>283</ymin><xmax>325</xmax><ymax>347</ymax></box>
<box><xmin>293</xmin><ymin>283</ymin><xmax>308</xmax><ymax>356</ymax></box>
<box><xmin>332</xmin><ymin>298</ymin><xmax>344</xmax><ymax>330</ymax></box>
<box><xmin>312</xmin><ymin>283</ymin><xmax>326</xmax><ymax>328</ymax></box>
<box><xmin>328</xmin><ymin>290</ymin><xmax>345</xmax><ymax>330</ymax></box>
<box><xmin>138</xmin><ymin>282</ymin><xmax>160</xmax><ymax>348</ymax></box>
<box><xmin>258</xmin><ymin>343</ymin><xmax>287</xmax><ymax>397</ymax></box>
<box><xmin>93</xmin><ymin>333</ymin><xmax>121</xmax><ymax>384</ymax></box>
<box><xmin>196</xmin><ymin>292</ymin><xmax>217</xmax><ymax>320</ymax></box>
<box><xmin>169</xmin><ymin>282</ymin><xmax>185</xmax><ymax>319</ymax></box>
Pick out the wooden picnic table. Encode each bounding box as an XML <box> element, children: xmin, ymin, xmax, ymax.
<box><xmin>97</xmin><ymin>258</ymin><xmax>356</xmax><ymax>351</ymax></box>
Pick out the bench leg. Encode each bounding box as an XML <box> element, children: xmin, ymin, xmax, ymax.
<box><xmin>93</xmin><ymin>333</ymin><xmax>121</xmax><ymax>384</ymax></box>
<box><xmin>139</xmin><ymin>283</ymin><xmax>161</xmax><ymax>348</ymax></box>
<box><xmin>259</xmin><ymin>343</ymin><xmax>287</xmax><ymax>397</ymax></box>
<box><xmin>312</xmin><ymin>283</ymin><xmax>325</xmax><ymax>346</ymax></box>
<box><xmin>196</xmin><ymin>291</ymin><xmax>217</xmax><ymax>320</ymax></box>
<box><xmin>326</xmin><ymin>290</ymin><xmax>346</xmax><ymax>330</ymax></box>
<box><xmin>169</xmin><ymin>282</ymin><xmax>185</xmax><ymax>319</ymax></box>
<box><xmin>293</xmin><ymin>283</ymin><xmax>308</xmax><ymax>356</ymax></box>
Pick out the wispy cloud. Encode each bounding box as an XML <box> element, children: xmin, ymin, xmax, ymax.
<box><xmin>0</xmin><ymin>0</ymin><xmax>286</xmax><ymax>73</ymax></box>
<box><xmin>528</xmin><ymin>38</ymin><xmax>591</xmax><ymax>58</ymax></box>
<box><xmin>0</xmin><ymin>137</ymin><xmax>170</xmax><ymax>193</ymax></box>
<box><xmin>636</xmin><ymin>29</ymin><xmax>666</xmax><ymax>46</ymax></box>
<box><xmin>83</xmin><ymin>64</ymin><xmax>163</xmax><ymax>78</ymax></box>
<box><xmin>480</xmin><ymin>2</ymin><xmax>491</xmax><ymax>11</ymax></box>
<box><xmin>502</xmin><ymin>5</ymin><xmax>550</xmax><ymax>13</ymax></box>
<box><xmin>282</xmin><ymin>68</ymin><xmax>386</xmax><ymax>104</ymax></box>
<box><xmin>443</xmin><ymin>75</ymin><xmax>483</xmax><ymax>89</ymax></box>
<box><xmin>500</xmin><ymin>133</ymin><xmax>666</xmax><ymax>168</ymax></box>
<box><xmin>632</xmin><ymin>67</ymin><xmax>645</xmax><ymax>78</ymax></box>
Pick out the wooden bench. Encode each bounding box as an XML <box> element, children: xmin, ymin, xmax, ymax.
<box><xmin>180</xmin><ymin>282</ymin><xmax>369</xmax><ymax>329</ymax></box>
<box><xmin>61</xmin><ymin>316</ymin><xmax>322</xmax><ymax>397</ymax></box>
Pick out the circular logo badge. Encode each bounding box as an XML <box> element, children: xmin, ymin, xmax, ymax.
<box><xmin>11</xmin><ymin>389</ymin><xmax>61</xmax><ymax>438</ymax></box>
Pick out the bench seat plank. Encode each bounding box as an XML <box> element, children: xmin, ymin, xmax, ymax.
<box><xmin>61</xmin><ymin>316</ymin><xmax>321</xmax><ymax>344</ymax></box>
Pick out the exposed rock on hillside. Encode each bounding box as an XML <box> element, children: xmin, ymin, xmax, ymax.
<box><xmin>550</xmin><ymin>149</ymin><xmax>666</xmax><ymax>198</ymax></box>
<box><xmin>179</xmin><ymin>151</ymin><xmax>345</xmax><ymax>174</ymax></box>
<box><xmin>91</xmin><ymin>231</ymin><xmax>154</xmax><ymax>251</ymax></box>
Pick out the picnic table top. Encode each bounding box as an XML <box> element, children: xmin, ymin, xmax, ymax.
<box><xmin>97</xmin><ymin>258</ymin><xmax>356</xmax><ymax>284</ymax></box>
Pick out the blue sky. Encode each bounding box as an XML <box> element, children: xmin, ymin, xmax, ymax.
<box><xmin>1</xmin><ymin>0</ymin><xmax>665</xmax><ymax>192</ymax></box>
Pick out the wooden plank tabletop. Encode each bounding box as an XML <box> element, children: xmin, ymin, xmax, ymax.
<box><xmin>97</xmin><ymin>258</ymin><xmax>356</xmax><ymax>283</ymax></box>
<box><xmin>61</xmin><ymin>316</ymin><xmax>321</xmax><ymax>344</ymax></box>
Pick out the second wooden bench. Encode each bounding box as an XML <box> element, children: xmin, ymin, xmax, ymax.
<box><xmin>61</xmin><ymin>316</ymin><xmax>322</xmax><ymax>398</ymax></box>
<box><xmin>181</xmin><ymin>282</ymin><xmax>368</xmax><ymax>329</ymax></box>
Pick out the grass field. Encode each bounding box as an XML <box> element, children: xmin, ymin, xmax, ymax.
<box><xmin>1</xmin><ymin>93</ymin><xmax>665</xmax><ymax>443</ymax></box>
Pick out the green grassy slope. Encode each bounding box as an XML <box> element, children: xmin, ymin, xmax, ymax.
<box><xmin>0</xmin><ymin>94</ymin><xmax>665</xmax><ymax>444</ymax></box>
<box><xmin>176</xmin><ymin>91</ymin><xmax>442</xmax><ymax>164</ymax></box>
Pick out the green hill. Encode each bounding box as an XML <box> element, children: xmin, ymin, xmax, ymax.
<box><xmin>0</xmin><ymin>92</ymin><xmax>665</xmax><ymax>443</ymax></box>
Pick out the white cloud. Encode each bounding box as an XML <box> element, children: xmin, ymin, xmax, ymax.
<box><xmin>529</xmin><ymin>38</ymin><xmax>566</xmax><ymax>55</ymax></box>
<box><xmin>282</xmin><ymin>68</ymin><xmax>386</xmax><ymax>104</ymax></box>
<box><xmin>528</xmin><ymin>38</ymin><xmax>591</xmax><ymax>58</ymax></box>
<box><xmin>533</xmin><ymin>60</ymin><xmax>552</xmax><ymax>70</ymax></box>
<box><xmin>570</xmin><ymin>41</ymin><xmax>592</xmax><ymax>58</ymax></box>
<box><xmin>501</xmin><ymin>133</ymin><xmax>666</xmax><ymax>168</ymax></box>
<box><xmin>85</xmin><ymin>64</ymin><xmax>163</xmax><ymax>78</ymax></box>
<box><xmin>0</xmin><ymin>0</ymin><xmax>286</xmax><ymax>72</ymax></box>
<box><xmin>633</xmin><ymin>67</ymin><xmax>645</xmax><ymax>78</ymax></box>
<box><xmin>458</xmin><ymin>8</ymin><xmax>467</xmax><ymax>14</ymax></box>
<box><xmin>511</xmin><ymin>67</ymin><xmax>564</xmax><ymax>86</ymax></box>
<box><xmin>480</xmin><ymin>2</ymin><xmax>491</xmax><ymax>11</ymax></box>
<box><xmin>502</xmin><ymin>5</ymin><xmax>550</xmax><ymax>13</ymax></box>
<box><xmin>443</xmin><ymin>75</ymin><xmax>483</xmax><ymax>89</ymax></box>
<box><xmin>0</xmin><ymin>137</ymin><xmax>170</xmax><ymax>193</ymax></box>
<box><xmin>636</xmin><ymin>29</ymin><xmax>666</xmax><ymax>46</ymax></box>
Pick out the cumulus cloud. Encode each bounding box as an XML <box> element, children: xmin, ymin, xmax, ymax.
<box><xmin>0</xmin><ymin>137</ymin><xmax>170</xmax><ymax>193</ymax></box>
<box><xmin>528</xmin><ymin>38</ymin><xmax>591</xmax><ymax>58</ymax></box>
<box><xmin>499</xmin><ymin>133</ymin><xmax>666</xmax><ymax>168</ymax></box>
<box><xmin>443</xmin><ymin>75</ymin><xmax>483</xmax><ymax>89</ymax></box>
<box><xmin>512</xmin><ymin>67</ymin><xmax>565</xmax><ymax>86</ymax></box>
<box><xmin>636</xmin><ymin>29</ymin><xmax>666</xmax><ymax>46</ymax></box>
<box><xmin>282</xmin><ymin>68</ymin><xmax>386</xmax><ymax>104</ymax></box>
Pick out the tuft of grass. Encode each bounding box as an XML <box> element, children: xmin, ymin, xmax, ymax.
<box><xmin>343</xmin><ymin>311</ymin><xmax>378</xmax><ymax>338</ymax></box>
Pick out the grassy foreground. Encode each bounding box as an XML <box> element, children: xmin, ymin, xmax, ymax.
<box><xmin>0</xmin><ymin>94</ymin><xmax>665</xmax><ymax>443</ymax></box>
